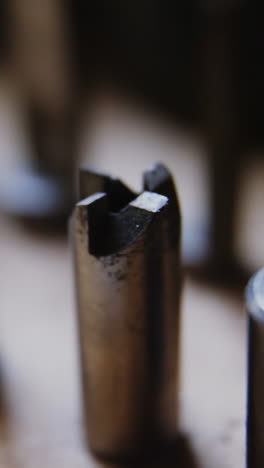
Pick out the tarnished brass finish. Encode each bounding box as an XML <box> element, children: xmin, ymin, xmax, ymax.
<box><xmin>72</xmin><ymin>164</ymin><xmax>182</xmax><ymax>460</ymax></box>
<box><xmin>246</xmin><ymin>268</ymin><xmax>264</xmax><ymax>468</ymax></box>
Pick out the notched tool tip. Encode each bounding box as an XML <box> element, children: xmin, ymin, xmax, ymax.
<box><xmin>80</xmin><ymin>192</ymin><xmax>169</xmax><ymax>257</ymax></box>
<box><xmin>75</xmin><ymin>164</ymin><xmax>180</xmax><ymax>256</ymax></box>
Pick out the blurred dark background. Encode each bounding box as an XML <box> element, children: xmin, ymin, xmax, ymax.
<box><xmin>0</xmin><ymin>1</ymin><xmax>263</xmax><ymax>278</ymax></box>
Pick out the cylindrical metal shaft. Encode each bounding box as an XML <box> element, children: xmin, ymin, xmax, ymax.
<box><xmin>72</xmin><ymin>164</ymin><xmax>182</xmax><ymax>460</ymax></box>
<box><xmin>246</xmin><ymin>267</ymin><xmax>264</xmax><ymax>468</ymax></box>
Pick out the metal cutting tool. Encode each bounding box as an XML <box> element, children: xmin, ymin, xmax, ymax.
<box><xmin>71</xmin><ymin>163</ymin><xmax>182</xmax><ymax>460</ymax></box>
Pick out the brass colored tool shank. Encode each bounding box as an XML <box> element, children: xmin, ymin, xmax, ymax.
<box><xmin>72</xmin><ymin>164</ymin><xmax>181</xmax><ymax>460</ymax></box>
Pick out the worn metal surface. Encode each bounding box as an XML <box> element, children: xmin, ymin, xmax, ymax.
<box><xmin>72</xmin><ymin>164</ymin><xmax>182</xmax><ymax>460</ymax></box>
<box><xmin>246</xmin><ymin>267</ymin><xmax>264</xmax><ymax>468</ymax></box>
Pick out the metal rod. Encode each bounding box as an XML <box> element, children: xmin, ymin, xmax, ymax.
<box><xmin>246</xmin><ymin>267</ymin><xmax>264</xmax><ymax>468</ymax></box>
<box><xmin>71</xmin><ymin>164</ymin><xmax>182</xmax><ymax>460</ymax></box>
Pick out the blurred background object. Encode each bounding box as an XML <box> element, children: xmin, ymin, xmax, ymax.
<box><xmin>0</xmin><ymin>0</ymin><xmax>78</xmax><ymax>225</ymax></box>
<box><xmin>0</xmin><ymin>1</ymin><xmax>263</xmax><ymax>275</ymax></box>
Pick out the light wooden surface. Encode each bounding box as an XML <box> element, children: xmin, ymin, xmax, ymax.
<box><xmin>0</xmin><ymin>81</ymin><xmax>258</xmax><ymax>467</ymax></box>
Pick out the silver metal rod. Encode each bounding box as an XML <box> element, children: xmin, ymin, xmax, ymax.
<box><xmin>246</xmin><ymin>267</ymin><xmax>264</xmax><ymax>468</ymax></box>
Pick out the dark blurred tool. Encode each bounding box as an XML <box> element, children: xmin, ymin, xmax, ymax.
<box><xmin>246</xmin><ymin>267</ymin><xmax>264</xmax><ymax>467</ymax></box>
<box><xmin>201</xmin><ymin>5</ymin><xmax>241</xmax><ymax>279</ymax></box>
<box><xmin>0</xmin><ymin>0</ymin><xmax>81</xmax><ymax>224</ymax></box>
<box><xmin>71</xmin><ymin>163</ymin><xmax>182</xmax><ymax>460</ymax></box>
<box><xmin>0</xmin><ymin>0</ymin><xmax>9</xmax><ymax>64</ymax></box>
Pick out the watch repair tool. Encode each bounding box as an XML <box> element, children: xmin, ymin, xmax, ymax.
<box><xmin>71</xmin><ymin>163</ymin><xmax>182</xmax><ymax>460</ymax></box>
<box><xmin>246</xmin><ymin>267</ymin><xmax>264</xmax><ymax>468</ymax></box>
